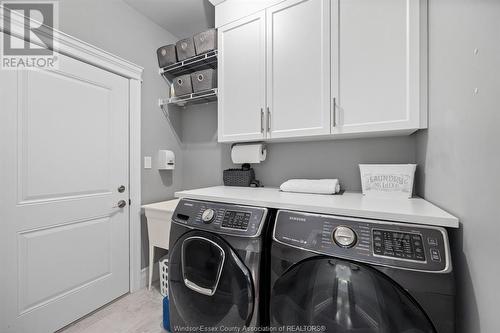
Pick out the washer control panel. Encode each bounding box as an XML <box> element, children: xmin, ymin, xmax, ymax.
<box><xmin>373</xmin><ymin>230</ymin><xmax>425</xmax><ymax>261</ymax></box>
<box><xmin>222</xmin><ymin>211</ymin><xmax>252</xmax><ymax>230</ymax></box>
<box><xmin>172</xmin><ymin>199</ymin><xmax>267</xmax><ymax>237</ymax></box>
<box><xmin>273</xmin><ymin>210</ymin><xmax>450</xmax><ymax>273</ymax></box>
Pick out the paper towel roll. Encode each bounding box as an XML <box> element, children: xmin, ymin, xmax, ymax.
<box><xmin>231</xmin><ymin>143</ymin><xmax>267</xmax><ymax>164</ymax></box>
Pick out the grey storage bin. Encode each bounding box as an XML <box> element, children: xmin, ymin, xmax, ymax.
<box><xmin>156</xmin><ymin>44</ymin><xmax>177</xmax><ymax>68</ymax></box>
<box><xmin>176</xmin><ymin>37</ymin><xmax>196</xmax><ymax>61</ymax></box>
<box><xmin>190</xmin><ymin>69</ymin><xmax>217</xmax><ymax>92</ymax></box>
<box><xmin>194</xmin><ymin>29</ymin><xmax>217</xmax><ymax>55</ymax></box>
<box><xmin>173</xmin><ymin>74</ymin><xmax>193</xmax><ymax>96</ymax></box>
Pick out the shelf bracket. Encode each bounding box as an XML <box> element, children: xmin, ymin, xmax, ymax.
<box><xmin>159</xmin><ymin>98</ymin><xmax>170</xmax><ymax>118</ymax></box>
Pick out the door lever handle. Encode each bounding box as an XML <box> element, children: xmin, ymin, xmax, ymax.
<box><xmin>114</xmin><ymin>200</ymin><xmax>127</xmax><ymax>209</ymax></box>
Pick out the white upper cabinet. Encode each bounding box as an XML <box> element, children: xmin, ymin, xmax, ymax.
<box><xmin>218</xmin><ymin>11</ymin><xmax>267</xmax><ymax>142</ymax></box>
<box><xmin>215</xmin><ymin>0</ymin><xmax>428</xmax><ymax>142</ymax></box>
<box><xmin>331</xmin><ymin>0</ymin><xmax>428</xmax><ymax>136</ymax></box>
<box><xmin>266</xmin><ymin>0</ymin><xmax>331</xmax><ymax>139</ymax></box>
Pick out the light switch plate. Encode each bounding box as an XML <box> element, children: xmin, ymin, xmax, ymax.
<box><xmin>144</xmin><ymin>156</ymin><xmax>152</xmax><ymax>169</ymax></box>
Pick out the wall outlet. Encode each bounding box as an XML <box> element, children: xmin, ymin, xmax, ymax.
<box><xmin>144</xmin><ymin>156</ymin><xmax>152</xmax><ymax>169</ymax></box>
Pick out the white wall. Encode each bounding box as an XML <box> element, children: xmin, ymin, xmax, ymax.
<box><xmin>58</xmin><ymin>0</ymin><xmax>182</xmax><ymax>267</ymax></box>
<box><xmin>416</xmin><ymin>0</ymin><xmax>500</xmax><ymax>332</ymax></box>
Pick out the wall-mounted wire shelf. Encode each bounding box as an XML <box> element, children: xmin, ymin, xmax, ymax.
<box><xmin>159</xmin><ymin>50</ymin><xmax>218</xmax><ymax>81</ymax></box>
<box><xmin>159</xmin><ymin>88</ymin><xmax>218</xmax><ymax>108</ymax></box>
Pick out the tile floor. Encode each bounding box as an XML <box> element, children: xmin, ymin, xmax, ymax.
<box><xmin>58</xmin><ymin>286</ymin><xmax>167</xmax><ymax>333</ymax></box>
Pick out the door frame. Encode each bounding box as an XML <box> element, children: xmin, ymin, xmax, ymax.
<box><xmin>0</xmin><ymin>9</ymin><xmax>145</xmax><ymax>293</ymax></box>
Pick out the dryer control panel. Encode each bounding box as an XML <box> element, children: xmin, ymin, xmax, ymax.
<box><xmin>273</xmin><ymin>210</ymin><xmax>450</xmax><ymax>273</ymax></box>
<box><xmin>172</xmin><ymin>199</ymin><xmax>268</xmax><ymax>237</ymax></box>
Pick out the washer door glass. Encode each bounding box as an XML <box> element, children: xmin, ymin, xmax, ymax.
<box><xmin>271</xmin><ymin>257</ymin><xmax>436</xmax><ymax>333</ymax></box>
<box><xmin>169</xmin><ymin>230</ymin><xmax>254</xmax><ymax>329</ymax></box>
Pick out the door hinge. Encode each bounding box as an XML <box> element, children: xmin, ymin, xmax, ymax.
<box><xmin>129</xmin><ymin>199</ymin><xmax>132</xmax><ymax>205</ymax></box>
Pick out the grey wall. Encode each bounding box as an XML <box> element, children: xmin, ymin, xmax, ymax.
<box><xmin>416</xmin><ymin>1</ymin><xmax>500</xmax><ymax>332</ymax></box>
<box><xmin>173</xmin><ymin>3</ymin><xmax>500</xmax><ymax>332</ymax></box>
<box><xmin>177</xmin><ymin>3</ymin><xmax>500</xmax><ymax>333</ymax></box>
<box><xmin>179</xmin><ymin>104</ymin><xmax>416</xmax><ymax>191</ymax></box>
<box><xmin>59</xmin><ymin>0</ymin><xmax>182</xmax><ymax>203</ymax></box>
<box><xmin>178</xmin><ymin>103</ymin><xmax>230</xmax><ymax>190</ymax></box>
<box><xmin>58</xmin><ymin>0</ymin><xmax>182</xmax><ymax>267</ymax></box>
<box><xmin>56</xmin><ymin>4</ymin><xmax>500</xmax><ymax>332</ymax></box>
<box><xmin>56</xmin><ymin>0</ymin><xmax>416</xmax><ymax>282</ymax></box>
<box><xmin>252</xmin><ymin>137</ymin><xmax>416</xmax><ymax>189</ymax></box>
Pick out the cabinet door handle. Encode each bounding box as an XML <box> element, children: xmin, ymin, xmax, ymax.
<box><xmin>267</xmin><ymin>107</ymin><xmax>271</xmax><ymax>132</ymax></box>
<box><xmin>260</xmin><ymin>108</ymin><xmax>264</xmax><ymax>133</ymax></box>
<box><xmin>333</xmin><ymin>97</ymin><xmax>337</xmax><ymax>128</ymax></box>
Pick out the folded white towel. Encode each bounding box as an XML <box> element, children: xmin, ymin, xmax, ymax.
<box><xmin>280</xmin><ymin>179</ymin><xmax>341</xmax><ymax>195</ymax></box>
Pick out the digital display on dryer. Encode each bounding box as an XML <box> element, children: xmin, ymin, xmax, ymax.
<box><xmin>373</xmin><ymin>229</ymin><xmax>425</xmax><ymax>262</ymax></box>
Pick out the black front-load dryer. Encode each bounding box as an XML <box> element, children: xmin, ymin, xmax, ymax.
<box><xmin>168</xmin><ymin>199</ymin><xmax>272</xmax><ymax>332</ymax></box>
<box><xmin>270</xmin><ymin>210</ymin><xmax>455</xmax><ymax>333</ymax></box>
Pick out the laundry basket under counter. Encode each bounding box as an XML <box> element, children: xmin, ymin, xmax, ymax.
<box><xmin>142</xmin><ymin>199</ymin><xmax>179</xmax><ymax>291</ymax></box>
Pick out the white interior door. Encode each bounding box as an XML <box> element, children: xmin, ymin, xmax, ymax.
<box><xmin>267</xmin><ymin>0</ymin><xmax>331</xmax><ymax>139</ymax></box>
<box><xmin>0</xmin><ymin>50</ymin><xmax>130</xmax><ymax>333</ymax></box>
<box><xmin>218</xmin><ymin>10</ymin><xmax>267</xmax><ymax>142</ymax></box>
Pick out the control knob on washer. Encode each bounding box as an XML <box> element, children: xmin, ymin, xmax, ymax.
<box><xmin>333</xmin><ymin>226</ymin><xmax>357</xmax><ymax>248</ymax></box>
<box><xmin>201</xmin><ymin>209</ymin><xmax>215</xmax><ymax>224</ymax></box>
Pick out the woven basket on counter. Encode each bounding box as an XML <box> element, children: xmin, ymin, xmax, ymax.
<box><xmin>223</xmin><ymin>163</ymin><xmax>255</xmax><ymax>187</ymax></box>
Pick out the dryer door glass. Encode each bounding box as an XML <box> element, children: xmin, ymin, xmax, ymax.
<box><xmin>271</xmin><ymin>258</ymin><xmax>436</xmax><ymax>333</ymax></box>
<box><xmin>169</xmin><ymin>231</ymin><xmax>254</xmax><ymax>330</ymax></box>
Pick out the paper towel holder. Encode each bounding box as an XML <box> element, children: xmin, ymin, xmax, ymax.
<box><xmin>230</xmin><ymin>142</ymin><xmax>266</xmax><ymax>150</ymax></box>
<box><xmin>230</xmin><ymin>142</ymin><xmax>267</xmax><ymax>165</ymax></box>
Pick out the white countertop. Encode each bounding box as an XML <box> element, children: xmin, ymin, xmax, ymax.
<box><xmin>175</xmin><ymin>186</ymin><xmax>459</xmax><ymax>228</ymax></box>
<box><xmin>141</xmin><ymin>198</ymin><xmax>180</xmax><ymax>213</ymax></box>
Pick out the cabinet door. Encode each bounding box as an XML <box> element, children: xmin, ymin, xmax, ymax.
<box><xmin>218</xmin><ymin>11</ymin><xmax>267</xmax><ymax>142</ymax></box>
<box><xmin>266</xmin><ymin>0</ymin><xmax>331</xmax><ymax>139</ymax></box>
<box><xmin>332</xmin><ymin>0</ymin><xmax>427</xmax><ymax>135</ymax></box>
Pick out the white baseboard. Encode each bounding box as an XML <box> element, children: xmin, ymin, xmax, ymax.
<box><xmin>139</xmin><ymin>264</ymin><xmax>160</xmax><ymax>290</ymax></box>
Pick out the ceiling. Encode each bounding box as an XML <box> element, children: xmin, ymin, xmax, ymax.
<box><xmin>123</xmin><ymin>0</ymin><xmax>215</xmax><ymax>38</ymax></box>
